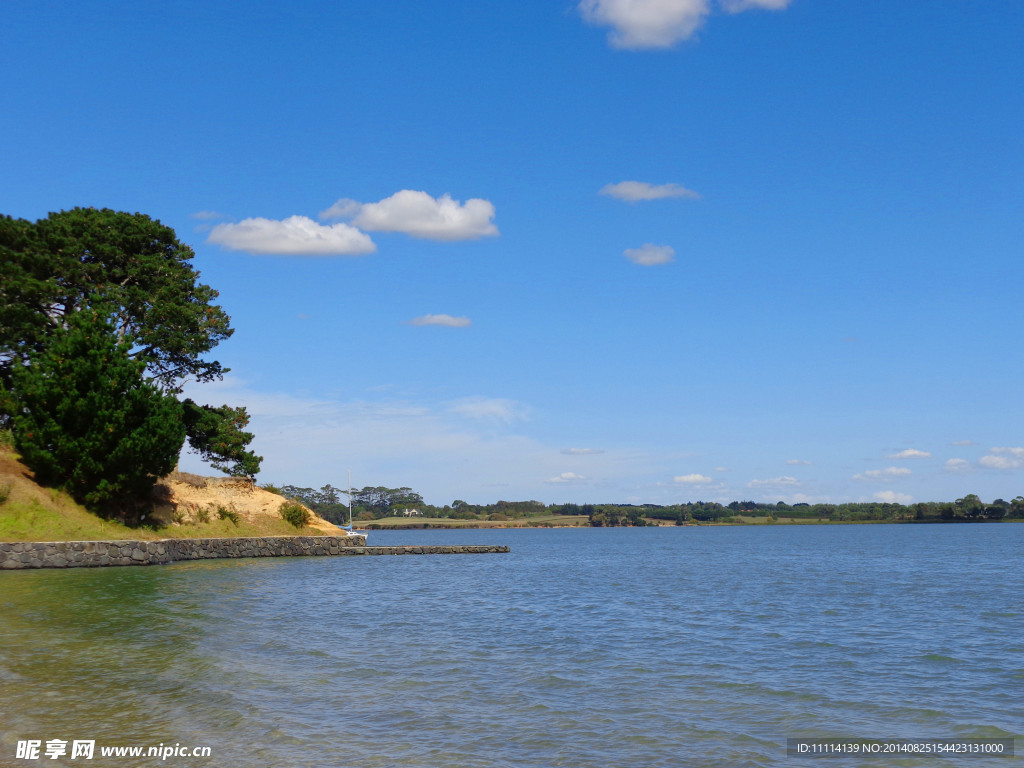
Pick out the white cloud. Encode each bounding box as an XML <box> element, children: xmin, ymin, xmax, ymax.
<box><xmin>318</xmin><ymin>199</ymin><xmax>362</xmax><ymax>220</ymax></box>
<box><xmin>748</xmin><ymin>476</ymin><xmax>800</xmax><ymax>487</ymax></box>
<box><xmin>978</xmin><ymin>454</ymin><xmax>1019</xmax><ymax>473</ymax></box>
<box><xmin>409</xmin><ymin>314</ymin><xmax>472</xmax><ymax>328</ymax></box>
<box><xmin>321</xmin><ymin>190</ymin><xmax>498</xmax><ymax>241</ymax></box>
<box><xmin>579</xmin><ymin>0</ymin><xmax>791</xmax><ymax>49</ymax></box>
<box><xmin>625</xmin><ymin>243</ymin><xmax>675</xmax><ymax>266</ymax></box>
<box><xmin>562</xmin><ymin>448</ymin><xmax>606</xmax><ymax>455</ymax></box>
<box><xmin>674</xmin><ymin>473</ymin><xmax>712</xmax><ymax>484</ymax></box>
<box><xmin>853</xmin><ymin>467</ymin><xmax>912</xmax><ymax>481</ymax></box>
<box><xmin>600</xmin><ymin>181</ymin><xmax>700</xmax><ymax>202</ymax></box>
<box><xmin>786</xmin><ymin>459</ymin><xmax>811</xmax><ymax>466</ymax></box>
<box><xmin>990</xmin><ymin>446</ymin><xmax>1024</xmax><ymax>458</ymax></box>
<box><xmin>950</xmin><ymin>440</ymin><xmax>976</xmax><ymax>446</ymax></box>
<box><xmin>875</xmin><ymin>490</ymin><xmax>913</xmax><ymax>505</ymax></box>
<box><xmin>207</xmin><ymin>216</ymin><xmax>376</xmax><ymax>256</ymax></box>
<box><xmin>944</xmin><ymin>458</ymin><xmax>970</xmax><ymax>472</ymax></box>
<box><xmin>580</xmin><ymin>0</ymin><xmax>710</xmax><ymax>49</ymax></box>
<box><xmin>190</xmin><ymin>210</ymin><xmax>228</xmax><ymax>221</ymax></box>
<box><xmin>886</xmin><ymin>449</ymin><xmax>931</xmax><ymax>459</ymax></box>
<box><xmin>447</xmin><ymin>397</ymin><xmax>529</xmax><ymax>424</ymax></box>
<box><xmin>547</xmin><ymin>472</ymin><xmax>587</xmax><ymax>484</ymax></box>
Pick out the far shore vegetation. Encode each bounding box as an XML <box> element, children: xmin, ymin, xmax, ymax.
<box><xmin>273</xmin><ymin>483</ymin><xmax>1024</xmax><ymax>529</ymax></box>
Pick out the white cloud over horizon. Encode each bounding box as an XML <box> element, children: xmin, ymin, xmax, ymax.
<box><xmin>674</xmin><ymin>473</ymin><xmax>712</xmax><ymax>484</ymax></box>
<box><xmin>409</xmin><ymin>314</ymin><xmax>472</xmax><ymax>328</ymax></box>
<box><xmin>887</xmin><ymin>449</ymin><xmax>931</xmax><ymax>459</ymax></box>
<box><xmin>600</xmin><ymin>181</ymin><xmax>700</xmax><ymax>202</ymax></box>
<box><xmin>786</xmin><ymin>459</ymin><xmax>812</xmax><ymax>466</ymax></box>
<box><xmin>945</xmin><ymin>458</ymin><xmax>970</xmax><ymax>472</ymax></box>
<box><xmin>579</xmin><ymin>0</ymin><xmax>792</xmax><ymax>50</ymax></box>
<box><xmin>207</xmin><ymin>215</ymin><xmax>376</xmax><ymax>256</ymax></box>
<box><xmin>547</xmin><ymin>472</ymin><xmax>587</xmax><ymax>484</ymax></box>
<box><xmin>979</xmin><ymin>447</ymin><xmax>1024</xmax><ymax>470</ymax></box>
<box><xmin>853</xmin><ymin>467</ymin><xmax>912</xmax><ymax>481</ymax></box>
<box><xmin>875</xmin><ymin>490</ymin><xmax>913</xmax><ymax>505</ymax></box>
<box><xmin>562</xmin><ymin>448</ymin><xmax>606</xmax><ymax>455</ymax></box>
<box><xmin>625</xmin><ymin>243</ymin><xmax>675</xmax><ymax>266</ymax></box>
<box><xmin>320</xmin><ymin>190</ymin><xmax>498</xmax><ymax>241</ymax></box>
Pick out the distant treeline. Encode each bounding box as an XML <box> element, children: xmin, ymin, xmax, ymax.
<box><xmin>264</xmin><ymin>484</ymin><xmax>1024</xmax><ymax>526</ymax></box>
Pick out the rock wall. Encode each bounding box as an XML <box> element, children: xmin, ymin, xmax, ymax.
<box><xmin>0</xmin><ymin>536</ymin><xmax>509</xmax><ymax>569</ymax></box>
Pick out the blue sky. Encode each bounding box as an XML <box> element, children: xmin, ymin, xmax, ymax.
<box><xmin>4</xmin><ymin>0</ymin><xmax>1023</xmax><ymax>506</ymax></box>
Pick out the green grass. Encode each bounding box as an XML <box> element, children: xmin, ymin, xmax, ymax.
<box><xmin>0</xmin><ymin>497</ymin><xmax>328</xmax><ymax>542</ymax></box>
<box><xmin>0</xmin><ymin>498</ymin><xmax>165</xmax><ymax>542</ymax></box>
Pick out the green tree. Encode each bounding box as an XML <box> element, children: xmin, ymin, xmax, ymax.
<box><xmin>181</xmin><ymin>399</ymin><xmax>262</xmax><ymax>477</ymax></box>
<box><xmin>1</xmin><ymin>208</ymin><xmax>257</xmax><ymax>476</ymax></box>
<box><xmin>10</xmin><ymin>308</ymin><xmax>185</xmax><ymax>514</ymax></box>
<box><xmin>955</xmin><ymin>494</ymin><xmax>984</xmax><ymax>519</ymax></box>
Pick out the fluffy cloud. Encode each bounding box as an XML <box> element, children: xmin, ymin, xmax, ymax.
<box><xmin>409</xmin><ymin>314</ymin><xmax>472</xmax><ymax>328</ymax></box>
<box><xmin>875</xmin><ymin>490</ymin><xmax>913</xmax><ymax>505</ymax></box>
<box><xmin>886</xmin><ymin>449</ymin><xmax>931</xmax><ymax>459</ymax></box>
<box><xmin>950</xmin><ymin>440</ymin><xmax>976</xmax><ymax>446</ymax></box>
<box><xmin>990</xmin><ymin>446</ymin><xmax>1024</xmax><ymax>458</ymax></box>
<box><xmin>944</xmin><ymin>458</ymin><xmax>970</xmax><ymax>472</ymax></box>
<box><xmin>853</xmin><ymin>467</ymin><xmax>912</xmax><ymax>481</ymax></box>
<box><xmin>321</xmin><ymin>190</ymin><xmax>498</xmax><ymax>241</ymax></box>
<box><xmin>547</xmin><ymin>472</ymin><xmax>587</xmax><ymax>484</ymax></box>
<box><xmin>675</xmin><ymin>473</ymin><xmax>712</xmax><ymax>484</ymax></box>
<box><xmin>979</xmin><ymin>448</ymin><xmax>1024</xmax><ymax>470</ymax></box>
<box><xmin>562</xmin><ymin>448</ymin><xmax>606</xmax><ymax>455</ymax></box>
<box><xmin>786</xmin><ymin>459</ymin><xmax>811</xmax><ymax>466</ymax></box>
<box><xmin>625</xmin><ymin>243</ymin><xmax>675</xmax><ymax>266</ymax></box>
<box><xmin>207</xmin><ymin>216</ymin><xmax>376</xmax><ymax>256</ymax></box>
<box><xmin>747</xmin><ymin>476</ymin><xmax>799</xmax><ymax>487</ymax></box>
<box><xmin>600</xmin><ymin>181</ymin><xmax>700</xmax><ymax>202</ymax></box>
<box><xmin>579</xmin><ymin>0</ymin><xmax>791</xmax><ymax>49</ymax></box>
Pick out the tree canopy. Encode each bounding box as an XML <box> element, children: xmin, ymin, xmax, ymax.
<box><xmin>0</xmin><ymin>208</ymin><xmax>232</xmax><ymax>392</ymax></box>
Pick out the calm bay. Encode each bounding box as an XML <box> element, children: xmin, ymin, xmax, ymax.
<box><xmin>1</xmin><ymin>524</ymin><xmax>1021</xmax><ymax>767</ymax></box>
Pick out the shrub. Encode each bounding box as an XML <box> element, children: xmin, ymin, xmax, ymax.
<box><xmin>280</xmin><ymin>502</ymin><xmax>310</xmax><ymax>528</ymax></box>
<box><xmin>217</xmin><ymin>506</ymin><xmax>239</xmax><ymax>524</ymax></box>
<box><xmin>0</xmin><ymin>482</ymin><xmax>11</xmax><ymax>505</ymax></box>
<box><xmin>196</xmin><ymin>508</ymin><xmax>210</xmax><ymax>523</ymax></box>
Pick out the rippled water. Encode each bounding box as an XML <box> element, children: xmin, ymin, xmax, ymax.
<box><xmin>1</xmin><ymin>525</ymin><xmax>1021</xmax><ymax>767</ymax></box>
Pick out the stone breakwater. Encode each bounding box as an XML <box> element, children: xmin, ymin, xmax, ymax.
<box><xmin>0</xmin><ymin>536</ymin><xmax>510</xmax><ymax>569</ymax></box>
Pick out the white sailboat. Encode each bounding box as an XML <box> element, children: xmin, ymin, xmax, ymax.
<box><xmin>339</xmin><ymin>469</ymin><xmax>364</xmax><ymax>540</ymax></box>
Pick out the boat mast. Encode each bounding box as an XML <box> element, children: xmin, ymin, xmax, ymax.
<box><xmin>348</xmin><ymin>468</ymin><xmax>353</xmax><ymax>528</ymax></box>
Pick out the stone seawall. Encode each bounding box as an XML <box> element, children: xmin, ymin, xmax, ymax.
<box><xmin>0</xmin><ymin>536</ymin><xmax>510</xmax><ymax>570</ymax></box>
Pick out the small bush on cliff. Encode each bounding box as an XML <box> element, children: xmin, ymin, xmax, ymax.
<box><xmin>280</xmin><ymin>502</ymin><xmax>310</xmax><ymax>528</ymax></box>
<box><xmin>217</xmin><ymin>505</ymin><xmax>239</xmax><ymax>524</ymax></box>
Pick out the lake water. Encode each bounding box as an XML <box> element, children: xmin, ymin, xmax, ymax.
<box><xmin>1</xmin><ymin>525</ymin><xmax>1021</xmax><ymax>767</ymax></box>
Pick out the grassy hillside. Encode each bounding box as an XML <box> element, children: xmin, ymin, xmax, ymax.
<box><xmin>0</xmin><ymin>436</ymin><xmax>333</xmax><ymax>542</ymax></box>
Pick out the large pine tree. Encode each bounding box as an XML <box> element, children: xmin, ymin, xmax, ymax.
<box><xmin>11</xmin><ymin>307</ymin><xmax>186</xmax><ymax>514</ymax></box>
